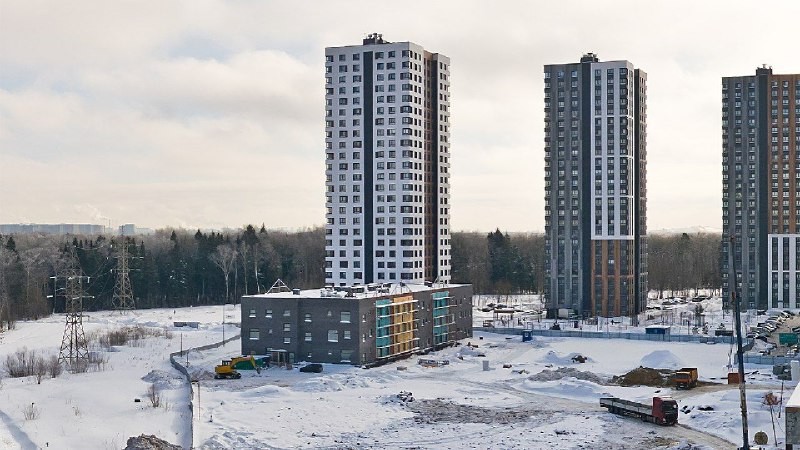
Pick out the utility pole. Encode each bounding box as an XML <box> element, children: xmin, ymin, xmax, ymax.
<box><xmin>111</xmin><ymin>239</ymin><xmax>135</xmax><ymax>312</ymax></box>
<box><xmin>58</xmin><ymin>254</ymin><xmax>90</xmax><ymax>372</ymax></box>
<box><xmin>730</xmin><ymin>235</ymin><xmax>749</xmax><ymax>450</ymax></box>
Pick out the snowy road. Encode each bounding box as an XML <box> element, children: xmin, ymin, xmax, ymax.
<box><xmin>446</xmin><ymin>374</ymin><xmax>737</xmax><ymax>449</ymax></box>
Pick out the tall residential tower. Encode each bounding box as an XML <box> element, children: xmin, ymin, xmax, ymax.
<box><xmin>721</xmin><ymin>66</ymin><xmax>800</xmax><ymax>310</ymax></box>
<box><xmin>543</xmin><ymin>53</ymin><xmax>648</xmax><ymax>319</ymax></box>
<box><xmin>324</xmin><ymin>34</ymin><xmax>451</xmax><ymax>286</ymax></box>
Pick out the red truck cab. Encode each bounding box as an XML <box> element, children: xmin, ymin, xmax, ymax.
<box><xmin>653</xmin><ymin>396</ymin><xmax>679</xmax><ymax>425</ymax></box>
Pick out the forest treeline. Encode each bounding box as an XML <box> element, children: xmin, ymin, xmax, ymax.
<box><xmin>0</xmin><ymin>227</ymin><xmax>721</xmax><ymax>328</ymax></box>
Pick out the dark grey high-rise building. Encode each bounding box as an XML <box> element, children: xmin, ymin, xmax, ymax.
<box><xmin>543</xmin><ymin>53</ymin><xmax>648</xmax><ymax>319</ymax></box>
<box><xmin>721</xmin><ymin>66</ymin><xmax>800</xmax><ymax>310</ymax></box>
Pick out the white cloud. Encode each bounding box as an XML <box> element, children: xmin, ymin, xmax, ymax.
<box><xmin>2</xmin><ymin>0</ymin><xmax>800</xmax><ymax>231</ymax></box>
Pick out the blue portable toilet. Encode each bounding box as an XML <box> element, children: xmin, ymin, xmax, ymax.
<box><xmin>522</xmin><ymin>331</ymin><xmax>533</xmax><ymax>342</ymax></box>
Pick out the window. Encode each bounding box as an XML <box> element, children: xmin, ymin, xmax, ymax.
<box><xmin>283</xmin><ymin>323</ymin><xmax>291</xmax><ymax>332</ymax></box>
<box><xmin>341</xmin><ymin>350</ymin><xmax>353</xmax><ymax>361</ymax></box>
<box><xmin>304</xmin><ymin>332</ymin><xmax>312</xmax><ymax>342</ymax></box>
<box><xmin>340</xmin><ymin>311</ymin><xmax>351</xmax><ymax>323</ymax></box>
<box><xmin>283</xmin><ymin>337</ymin><xmax>291</xmax><ymax>344</ymax></box>
<box><xmin>304</xmin><ymin>313</ymin><xmax>312</xmax><ymax>322</ymax></box>
<box><xmin>265</xmin><ymin>309</ymin><xmax>273</xmax><ymax>318</ymax></box>
<box><xmin>249</xmin><ymin>328</ymin><xmax>259</xmax><ymax>340</ymax></box>
<box><xmin>328</xmin><ymin>330</ymin><xmax>339</xmax><ymax>342</ymax></box>
<box><xmin>343</xmin><ymin>330</ymin><xmax>351</xmax><ymax>340</ymax></box>
<box><xmin>248</xmin><ymin>309</ymin><xmax>256</xmax><ymax>318</ymax></box>
<box><xmin>283</xmin><ymin>310</ymin><xmax>291</xmax><ymax>317</ymax></box>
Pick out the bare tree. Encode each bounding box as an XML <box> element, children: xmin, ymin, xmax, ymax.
<box><xmin>0</xmin><ymin>247</ymin><xmax>16</xmax><ymax>331</ymax></box>
<box><xmin>34</xmin><ymin>357</ymin><xmax>47</xmax><ymax>384</ymax></box>
<box><xmin>147</xmin><ymin>384</ymin><xmax>161</xmax><ymax>408</ymax></box>
<box><xmin>209</xmin><ymin>244</ymin><xmax>237</xmax><ymax>303</ymax></box>
<box><xmin>238</xmin><ymin>241</ymin><xmax>249</xmax><ymax>296</ymax></box>
<box><xmin>18</xmin><ymin>248</ymin><xmax>50</xmax><ymax>319</ymax></box>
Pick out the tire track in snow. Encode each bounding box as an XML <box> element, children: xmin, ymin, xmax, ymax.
<box><xmin>0</xmin><ymin>408</ymin><xmax>37</xmax><ymax>450</ymax></box>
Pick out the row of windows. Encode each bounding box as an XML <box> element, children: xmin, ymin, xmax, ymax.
<box><xmin>324</xmin><ymin>237</ymin><xmax>450</xmax><ymax>249</ymax></box>
<box><xmin>249</xmin><ymin>329</ymin><xmax>353</xmax><ymax>344</ymax></box>
<box><xmin>326</xmin><ymin>49</ymin><xmax>425</xmax><ymax>63</ymax></box>
<box><xmin>325</xmin><ymin>270</ymin><xmax>436</xmax><ymax>280</ymax></box>
<box><xmin>247</xmin><ymin>309</ymin><xmax>353</xmax><ymax>323</ymax></box>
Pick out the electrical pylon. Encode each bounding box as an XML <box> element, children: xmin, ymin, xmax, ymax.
<box><xmin>112</xmin><ymin>240</ymin><xmax>135</xmax><ymax>312</ymax></box>
<box><xmin>58</xmin><ymin>255</ymin><xmax>90</xmax><ymax>371</ymax></box>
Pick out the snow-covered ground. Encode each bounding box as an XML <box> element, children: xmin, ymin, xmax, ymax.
<box><xmin>0</xmin><ymin>299</ymin><xmax>793</xmax><ymax>449</ymax></box>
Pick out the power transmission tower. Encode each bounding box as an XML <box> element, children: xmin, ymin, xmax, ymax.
<box><xmin>112</xmin><ymin>240</ymin><xmax>135</xmax><ymax>312</ymax></box>
<box><xmin>58</xmin><ymin>255</ymin><xmax>90</xmax><ymax>372</ymax></box>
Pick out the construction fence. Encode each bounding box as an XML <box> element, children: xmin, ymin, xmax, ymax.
<box><xmin>169</xmin><ymin>333</ymin><xmax>241</xmax><ymax>449</ymax></box>
<box><xmin>476</xmin><ymin>326</ymin><xmax>751</xmax><ymax>345</ymax></box>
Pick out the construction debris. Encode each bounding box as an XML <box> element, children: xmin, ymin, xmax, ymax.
<box><xmin>124</xmin><ymin>434</ymin><xmax>182</xmax><ymax>450</ymax></box>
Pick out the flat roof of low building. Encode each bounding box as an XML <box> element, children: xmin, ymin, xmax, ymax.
<box><xmin>244</xmin><ymin>283</ymin><xmax>469</xmax><ymax>301</ymax></box>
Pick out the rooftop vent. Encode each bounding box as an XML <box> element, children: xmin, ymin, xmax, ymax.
<box><xmin>292</xmin><ymin>288</ymin><xmax>301</xmax><ymax>295</ymax></box>
<box><xmin>756</xmin><ymin>64</ymin><xmax>773</xmax><ymax>76</ymax></box>
<box><xmin>363</xmin><ymin>32</ymin><xmax>388</xmax><ymax>45</ymax></box>
<box><xmin>580</xmin><ymin>52</ymin><xmax>599</xmax><ymax>63</ymax></box>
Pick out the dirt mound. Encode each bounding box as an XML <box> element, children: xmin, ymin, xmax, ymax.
<box><xmin>408</xmin><ymin>399</ymin><xmax>537</xmax><ymax>424</ymax></box>
<box><xmin>612</xmin><ymin>366</ymin><xmax>673</xmax><ymax>387</ymax></box>
<box><xmin>124</xmin><ymin>434</ymin><xmax>182</xmax><ymax>450</ymax></box>
<box><xmin>528</xmin><ymin>367</ymin><xmax>606</xmax><ymax>384</ymax></box>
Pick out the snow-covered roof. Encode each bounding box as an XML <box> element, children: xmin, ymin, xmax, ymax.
<box><xmin>244</xmin><ymin>283</ymin><xmax>468</xmax><ymax>300</ymax></box>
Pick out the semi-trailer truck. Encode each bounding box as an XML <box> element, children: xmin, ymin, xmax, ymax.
<box><xmin>599</xmin><ymin>396</ymin><xmax>678</xmax><ymax>425</ymax></box>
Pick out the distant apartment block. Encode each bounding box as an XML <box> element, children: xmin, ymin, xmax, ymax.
<box><xmin>240</xmin><ymin>283</ymin><xmax>472</xmax><ymax>365</ymax></box>
<box><xmin>324</xmin><ymin>34</ymin><xmax>452</xmax><ymax>286</ymax></box>
<box><xmin>117</xmin><ymin>223</ymin><xmax>153</xmax><ymax>236</ymax></box>
<box><xmin>543</xmin><ymin>53</ymin><xmax>648</xmax><ymax>319</ymax></box>
<box><xmin>0</xmin><ymin>223</ymin><xmax>107</xmax><ymax>235</ymax></box>
<box><xmin>721</xmin><ymin>65</ymin><xmax>800</xmax><ymax>310</ymax></box>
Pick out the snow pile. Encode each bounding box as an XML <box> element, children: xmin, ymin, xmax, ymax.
<box><xmin>539</xmin><ymin>350</ymin><xmax>593</xmax><ymax>365</ymax></box>
<box><xmin>141</xmin><ymin>370</ymin><xmax>186</xmax><ymax>390</ymax></box>
<box><xmin>527</xmin><ymin>367</ymin><xmax>606</xmax><ymax>384</ymax></box>
<box><xmin>291</xmin><ymin>375</ymin><xmax>374</xmax><ymax>392</ymax></box>
<box><xmin>455</xmin><ymin>345</ymin><xmax>485</xmax><ymax>357</ymax></box>
<box><xmin>639</xmin><ymin>349</ymin><xmax>684</xmax><ymax>369</ymax></box>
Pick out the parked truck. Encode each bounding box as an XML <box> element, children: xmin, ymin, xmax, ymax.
<box><xmin>599</xmin><ymin>396</ymin><xmax>678</xmax><ymax>425</ymax></box>
<box><xmin>673</xmin><ymin>367</ymin><xmax>698</xmax><ymax>389</ymax></box>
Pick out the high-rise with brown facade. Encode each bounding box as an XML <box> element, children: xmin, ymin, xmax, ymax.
<box><xmin>722</xmin><ymin>66</ymin><xmax>800</xmax><ymax>310</ymax></box>
<box><xmin>543</xmin><ymin>53</ymin><xmax>648</xmax><ymax>319</ymax></box>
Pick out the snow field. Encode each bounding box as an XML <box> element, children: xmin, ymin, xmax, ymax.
<box><xmin>0</xmin><ymin>299</ymin><xmax>793</xmax><ymax>449</ymax></box>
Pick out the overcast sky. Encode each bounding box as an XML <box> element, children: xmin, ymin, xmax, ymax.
<box><xmin>1</xmin><ymin>1</ymin><xmax>798</xmax><ymax>232</ymax></box>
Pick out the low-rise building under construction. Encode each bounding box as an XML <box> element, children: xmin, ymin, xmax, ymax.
<box><xmin>240</xmin><ymin>282</ymin><xmax>473</xmax><ymax>366</ymax></box>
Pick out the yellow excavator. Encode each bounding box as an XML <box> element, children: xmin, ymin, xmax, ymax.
<box><xmin>214</xmin><ymin>356</ymin><xmax>262</xmax><ymax>379</ymax></box>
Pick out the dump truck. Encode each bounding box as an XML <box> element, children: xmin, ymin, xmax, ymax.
<box><xmin>214</xmin><ymin>356</ymin><xmax>262</xmax><ymax>379</ymax></box>
<box><xmin>599</xmin><ymin>396</ymin><xmax>678</xmax><ymax>425</ymax></box>
<box><xmin>673</xmin><ymin>367</ymin><xmax>698</xmax><ymax>389</ymax></box>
